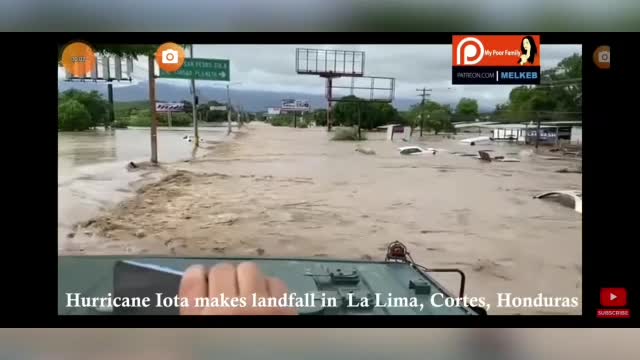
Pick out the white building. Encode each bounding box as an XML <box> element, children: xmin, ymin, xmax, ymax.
<box><xmin>570</xmin><ymin>126</ymin><xmax>582</xmax><ymax>145</ymax></box>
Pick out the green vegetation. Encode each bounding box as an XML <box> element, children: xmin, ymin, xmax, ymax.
<box><xmin>269</xmin><ymin>114</ymin><xmax>313</xmax><ymax>128</ymax></box>
<box><xmin>333</xmin><ymin>96</ymin><xmax>401</xmax><ymax>129</ymax></box>
<box><xmin>117</xmin><ymin>104</ymin><xmax>193</xmax><ymax>127</ymax></box>
<box><xmin>58</xmin><ymin>90</ymin><xmax>110</xmax><ymax>131</ymax></box>
<box><xmin>58</xmin><ymin>99</ymin><xmax>92</xmax><ymax>131</ymax></box>
<box><xmin>451</xmin><ymin>98</ymin><xmax>479</xmax><ymax>123</ymax></box>
<box><xmin>491</xmin><ymin>53</ymin><xmax>582</xmax><ymax>123</ymax></box>
<box><xmin>312</xmin><ymin>109</ymin><xmax>328</xmax><ymax>126</ymax></box>
<box><xmin>406</xmin><ymin>100</ymin><xmax>455</xmax><ymax>135</ymax></box>
<box><xmin>332</xmin><ymin>127</ymin><xmax>366</xmax><ymax>141</ymax></box>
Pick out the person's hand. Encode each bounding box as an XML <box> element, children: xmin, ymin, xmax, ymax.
<box><xmin>179</xmin><ymin>262</ymin><xmax>298</xmax><ymax>315</ymax></box>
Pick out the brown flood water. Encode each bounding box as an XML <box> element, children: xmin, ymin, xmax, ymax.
<box><xmin>60</xmin><ymin>122</ymin><xmax>582</xmax><ymax>314</ymax></box>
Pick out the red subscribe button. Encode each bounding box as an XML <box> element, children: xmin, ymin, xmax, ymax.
<box><xmin>597</xmin><ymin>309</ymin><xmax>630</xmax><ymax>318</ymax></box>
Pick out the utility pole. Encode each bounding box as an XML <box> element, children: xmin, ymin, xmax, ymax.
<box><xmin>327</xmin><ymin>77</ymin><xmax>334</xmax><ymax>132</ymax></box>
<box><xmin>148</xmin><ymin>55</ymin><xmax>158</xmax><ymax>164</ymax></box>
<box><xmin>190</xmin><ymin>45</ymin><xmax>199</xmax><ymax>147</ymax></box>
<box><xmin>416</xmin><ymin>87</ymin><xmax>432</xmax><ymax>137</ymax></box>
<box><xmin>107</xmin><ymin>83</ymin><xmax>114</xmax><ymax>129</ymax></box>
<box><xmin>535</xmin><ymin>111</ymin><xmax>541</xmax><ymax>150</ymax></box>
<box><xmin>226</xmin><ymin>84</ymin><xmax>232</xmax><ymax>135</ymax></box>
<box><xmin>357</xmin><ymin>101</ymin><xmax>362</xmax><ymax>140</ymax></box>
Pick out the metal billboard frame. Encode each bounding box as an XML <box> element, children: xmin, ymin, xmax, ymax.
<box><xmin>296</xmin><ymin>48</ymin><xmax>365</xmax><ymax>77</ymax></box>
<box><xmin>326</xmin><ymin>76</ymin><xmax>396</xmax><ymax>103</ymax></box>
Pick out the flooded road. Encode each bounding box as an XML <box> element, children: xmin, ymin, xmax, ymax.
<box><xmin>61</xmin><ymin>123</ymin><xmax>582</xmax><ymax>314</ymax></box>
<box><xmin>58</xmin><ymin>127</ymin><xmax>229</xmax><ymax>243</ymax></box>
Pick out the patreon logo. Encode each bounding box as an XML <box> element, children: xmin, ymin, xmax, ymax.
<box><xmin>456</xmin><ymin>37</ymin><xmax>485</xmax><ymax>65</ymax></box>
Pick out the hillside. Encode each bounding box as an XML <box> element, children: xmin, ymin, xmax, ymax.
<box><xmin>57</xmin><ymin>80</ymin><xmax>421</xmax><ymax>112</ymax></box>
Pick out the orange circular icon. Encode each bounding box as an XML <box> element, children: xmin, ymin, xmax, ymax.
<box><xmin>156</xmin><ymin>43</ymin><xmax>186</xmax><ymax>73</ymax></box>
<box><xmin>61</xmin><ymin>42</ymin><xmax>97</xmax><ymax>78</ymax></box>
<box><xmin>593</xmin><ymin>46</ymin><xmax>610</xmax><ymax>69</ymax></box>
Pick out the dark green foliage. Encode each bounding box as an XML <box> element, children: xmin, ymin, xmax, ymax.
<box><xmin>332</xmin><ymin>96</ymin><xmax>400</xmax><ymax>129</ymax></box>
<box><xmin>60</xmin><ymin>89</ymin><xmax>109</xmax><ymax>127</ymax></box>
<box><xmin>58</xmin><ymin>99</ymin><xmax>92</xmax><ymax>131</ymax></box>
<box><xmin>492</xmin><ymin>53</ymin><xmax>582</xmax><ymax>123</ymax></box>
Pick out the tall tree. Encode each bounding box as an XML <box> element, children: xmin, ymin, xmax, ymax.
<box><xmin>60</xmin><ymin>89</ymin><xmax>109</xmax><ymax>128</ymax></box>
<box><xmin>494</xmin><ymin>53</ymin><xmax>582</xmax><ymax>123</ymax></box>
<box><xmin>455</xmin><ymin>97</ymin><xmax>479</xmax><ymax>122</ymax></box>
<box><xmin>58</xmin><ymin>99</ymin><xmax>92</xmax><ymax>131</ymax></box>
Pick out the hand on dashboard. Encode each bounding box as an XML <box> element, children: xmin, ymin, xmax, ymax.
<box><xmin>179</xmin><ymin>262</ymin><xmax>298</xmax><ymax>315</ymax></box>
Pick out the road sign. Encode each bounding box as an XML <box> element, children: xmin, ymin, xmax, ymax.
<box><xmin>210</xmin><ymin>105</ymin><xmax>227</xmax><ymax>111</ymax></box>
<box><xmin>160</xmin><ymin>58</ymin><xmax>230</xmax><ymax>81</ymax></box>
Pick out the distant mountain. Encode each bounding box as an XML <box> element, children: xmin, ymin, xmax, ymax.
<box><xmin>57</xmin><ymin>81</ymin><xmax>421</xmax><ymax>112</ymax></box>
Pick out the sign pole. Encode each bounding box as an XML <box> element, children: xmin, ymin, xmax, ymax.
<box><xmin>107</xmin><ymin>83</ymin><xmax>114</xmax><ymax>129</ymax></box>
<box><xmin>190</xmin><ymin>45</ymin><xmax>199</xmax><ymax>147</ymax></box>
<box><xmin>535</xmin><ymin>112</ymin><xmax>541</xmax><ymax>149</ymax></box>
<box><xmin>168</xmin><ymin>111</ymin><xmax>172</xmax><ymax>127</ymax></box>
<box><xmin>226</xmin><ymin>84</ymin><xmax>232</xmax><ymax>135</ymax></box>
<box><xmin>149</xmin><ymin>55</ymin><xmax>158</xmax><ymax>164</ymax></box>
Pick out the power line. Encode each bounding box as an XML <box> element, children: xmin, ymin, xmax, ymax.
<box><xmin>416</xmin><ymin>87</ymin><xmax>432</xmax><ymax>136</ymax></box>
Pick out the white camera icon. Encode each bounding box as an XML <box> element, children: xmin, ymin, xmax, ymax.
<box><xmin>161</xmin><ymin>49</ymin><xmax>179</xmax><ymax>64</ymax></box>
<box><xmin>598</xmin><ymin>50</ymin><xmax>610</xmax><ymax>63</ymax></box>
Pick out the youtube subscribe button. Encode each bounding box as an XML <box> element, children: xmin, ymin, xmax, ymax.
<box><xmin>597</xmin><ymin>288</ymin><xmax>630</xmax><ymax>319</ymax></box>
<box><xmin>601</xmin><ymin>288</ymin><xmax>627</xmax><ymax>307</ymax></box>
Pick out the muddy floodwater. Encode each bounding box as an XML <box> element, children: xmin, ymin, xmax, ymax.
<box><xmin>58</xmin><ymin>127</ymin><xmax>229</xmax><ymax>242</ymax></box>
<box><xmin>59</xmin><ymin>123</ymin><xmax>582</xmax><ymax>314</ymax></box>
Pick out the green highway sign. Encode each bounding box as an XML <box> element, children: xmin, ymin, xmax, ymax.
<box><xmin>160</xmin><ymin>58</ymin><xmax>230</xmax><ymax>81</ymax></box>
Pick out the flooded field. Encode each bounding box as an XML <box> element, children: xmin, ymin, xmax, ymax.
<box><xmin>58</xmin><ymin>127</ymin><xmax>229</xmax><ymax>242</ymax></box>
<box><xmin>59</xmin><ymin>123</ymin><xmax>582</xmax><ymax>314</ymax></box>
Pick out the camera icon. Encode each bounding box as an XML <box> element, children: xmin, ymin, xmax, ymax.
<box><xmin>598</xmin><ymin>50</ymin><xmax>610</xmax><ymax>63</ymax></box>
<box><xmin>162</xmin><ymin>49</ymin><xmax>179</xmax><ymax>64</ymax></box>
<box><xmin>593</xmin><ymin>46</ymin><xmax>610</xmax><ymax>69</ymax></box>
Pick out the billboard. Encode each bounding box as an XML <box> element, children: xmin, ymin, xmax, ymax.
<box><xmin>267</xmin><ymin>107</ymin><xmax>281</xmax><ymax>115</ymax></box>
<box><xmin>281</xmin><ymin>99</ymin><xmax>310</xmax><ymax>112</ymax></box>
<box><xmin>155</xmin><ymin>102</ymin><xmax>186</xmax><ymax>112</ymax></box>
<box><xmin>452</xmin><ymin>35</ymin><xmax>541</xmax><ymax>85</ymax></box>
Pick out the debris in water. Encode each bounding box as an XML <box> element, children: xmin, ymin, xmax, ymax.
<box><xmin>534</xmin><ymin>190</ymin><xmax>582</xmax><ymax>214</ymax></box>
<box><xmin>355</xmin><ymin>147</ymin><xmax>376</xmax><ymax>155</ymax></box>
<box><xmin>210</xmin><ymin>213</ymin><xmax>239</xmax><ymax>224</ymax></box>
<box><xmin>556</xmin><ymin>168</ymin><xmax>582</xmax><ymax>174</ymax></box>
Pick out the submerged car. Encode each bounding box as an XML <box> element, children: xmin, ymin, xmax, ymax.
<box><xmin>398</xmin><ymin>146</ymin><xmax>443</xmax><ymax>155</ymax></box>
<box><xmin>58</xmin><ymin>242</ymin><xmax>486</xmax><ymax>316</ymax></box>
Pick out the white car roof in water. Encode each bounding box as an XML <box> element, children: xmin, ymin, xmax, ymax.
<box><xmin>398</xmin><ymin>146</ymin><xmax>425</xmax><ymax>151</ymax></box>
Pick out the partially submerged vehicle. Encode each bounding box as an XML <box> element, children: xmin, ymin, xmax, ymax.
<box><xmin>398</xmin><ymin>146</ymin><xmax>443</xmax><ymax>155</ymax></box>
<box><xmin>534</xmin><ymin>190</ymin><xmax>582</xmax><ymax>214</ymax></box>
<box><xmin>58</xmin><ymin>242</ymin><xmax>486</xmax><ymax>316</ymax></box>
<box><xmin>460</xmin><ymin>136</ymin><xmax>494</xmax><ymax>146</ymax></box>
<box><xmin>477</xmin><ymin>151</ymin><xmax>520</xmax><ymax>163</ymax></box>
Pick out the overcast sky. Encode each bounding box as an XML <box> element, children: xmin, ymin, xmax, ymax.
<box><xmin>59</xmin><ymin>44</ymin><xmax>581</xmax><ymax>110</ymax></box>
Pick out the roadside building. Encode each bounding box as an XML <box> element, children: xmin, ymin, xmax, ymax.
<box><xmin>454</xmin><ymin>121</ymin><xmax>497</xmax><ymax>134</ymax></box>
<box><xmin>456</xmin><ymin>121</ymin><xmax>582</xmax><ymax>145</ymax></box>
<box><xmin>570</xmin><ymin>126</ymin><xmax>582</xmax><ymax>145</ymax></box>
